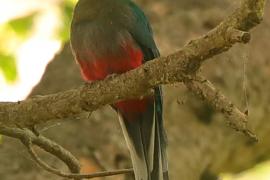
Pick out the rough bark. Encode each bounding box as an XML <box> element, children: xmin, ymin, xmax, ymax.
<box><xmin>0</xmin><ymin>0</ymin><xmax>264</xmax><ymax>134</ymax></box>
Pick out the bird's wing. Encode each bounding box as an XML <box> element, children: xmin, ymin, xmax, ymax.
<box><xmin>127</xmin><ymin>1</ymin><xmax>160</xmax><ymax>61</ymax></box>
<box><xmin>127</xmin><ymin>1</ymin><xmax>165</xmax><ymax>146</ymax></box>
<box><xmin>126</xmin><ymin>2</ymin><xmax>169</xmax><ymax>179</ymax></box>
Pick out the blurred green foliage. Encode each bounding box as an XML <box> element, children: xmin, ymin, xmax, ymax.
<box><xmin>0</xmin><ymin>13</ymin><xmax>36</xmax><ymax>83</ymax></box>
<box><xmin>0</xmin><ymin>54</ymin><xmax>17</xmax><ymax>82</ymax></box>
<box><xmin>0</xmin><ymin>0</ymin><xmax>77</xmax><ymax>83</ymax></box>
<box><xmin>7</xmin><ymin>13</ymin><xmax>36</xmax><ymax>38</ymax></box>
<box><xmin>0</xmin><ymin>0</ymin><xmax>77</xmax><ymax>143</ymax></box>
<box><xmin>58</xmin><ymin>0</ymin><xmax>75</xmax><ymax>42</ymax></box>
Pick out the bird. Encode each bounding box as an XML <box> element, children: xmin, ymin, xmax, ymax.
<box><xmin>70</xmin><ymin>0</ymin><xmax>168</xmax><ymax>179</ymax></box>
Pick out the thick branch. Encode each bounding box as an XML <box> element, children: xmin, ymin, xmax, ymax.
<box><xmin>184</xmin><ymin>76</ymin><xmax>258</xmax><ymax>141</ymax></box>
<box><xmin>0</xmin><ymin>0</ymin><xmax>265</xmax><ymax>131</ymax></box>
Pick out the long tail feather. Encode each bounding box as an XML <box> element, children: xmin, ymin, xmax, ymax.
<box><xmin>115</xmin><ymin>87</ymin><xmax>168</xmax><ymax>180</ymax></box>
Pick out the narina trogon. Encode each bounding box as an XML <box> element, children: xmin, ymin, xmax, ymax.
<box><xmin>70</xmin><ymin>0</ymin><xmax>169</xmax><ymax>179</ymax></box>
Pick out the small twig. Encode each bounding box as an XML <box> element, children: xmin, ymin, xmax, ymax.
<box><xmin>0</xmin><ymin>127</ymin><xmax>81</xmax><ymax>174</ymax></box>
<box><xmin>24</xmin><ymin>140</ymin><xmax>133</xmax><ymax>179</ymax></box>
<box><xmin>0</xmin><ymin>126</ymin><xmax>133</xmax><ymax>179</ymax></box>
<box><xmin>30</xmin><ymin>125</ymin><xmax>40</xmax><ymax>136</ymax></box>
<box><xmin>242</xmin><ymin>50</ymin><xmax>249</xmax><ymax>115</ymax></box>
<box><xmin>227</xmin><ymin>28</ymin><xmax>251</xmax><ymax>44</ymax></box>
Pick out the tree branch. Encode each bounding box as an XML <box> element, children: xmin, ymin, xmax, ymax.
<box><xmin>23</xmin><ymin>139</ymin><xmax>133</xmax><ymax>179</ymax></box>
<box><xmin>184</xmin><ymin>76</ymin><xmax>258</xmax><ymax>141</ymax></box>
<box><xmin>0</xmin><ymin>126</ymin><xmax>81</xmax><ymax>174</ymax></box>
<box><xmin>0</xmin><ymin>0</ymin><xmax>265</xmax><ymax>137</ymax></box>
<box><xmin>0</xmin><ymin>126</ymin><xmax>134</xmax><ymax>179</ymax></box>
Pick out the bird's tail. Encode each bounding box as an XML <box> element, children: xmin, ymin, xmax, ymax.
<box><xmin>116</xmin><ymin>87</ymin><xmax>168</xmax><ymax>180</ymax></box>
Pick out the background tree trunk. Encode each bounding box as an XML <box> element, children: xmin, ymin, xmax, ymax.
<box><xmin>1</xmin><ymin>1</ymin><xmax>270</xmax><ymax>179</ymax></box>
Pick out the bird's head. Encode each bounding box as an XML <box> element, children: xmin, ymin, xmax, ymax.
<box><xmin>72</xmin><ymin>0</ymin><xmax>133</xmax><ymax>24</ymax></box>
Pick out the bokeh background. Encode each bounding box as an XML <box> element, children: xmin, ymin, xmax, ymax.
<box><xmin>0</xmin><ymin>0</ymin><xmax>270</xmax><ymax>179</ymax></box>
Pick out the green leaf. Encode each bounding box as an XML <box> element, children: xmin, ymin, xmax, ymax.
<box><xmin>7</xmin><ymin>13</ymin><xmax>36</xmax><ymax>38</ymax></box>
<box><xmin>57</xmin><ymin>1</ymin><xmax>75</xmax><ymax>42</ymax></box>
<box><xmin>0</xmin><ymin>54</ymin><xmax>17</xmax><ymax>83</ymax></box>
